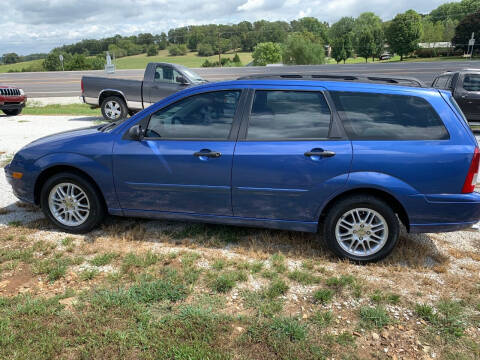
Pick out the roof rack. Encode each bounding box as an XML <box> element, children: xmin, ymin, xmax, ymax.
<box><xmin>237</xmin><ymin>73</ymin><xmax>426</xmax><ymax>87</ymax></box>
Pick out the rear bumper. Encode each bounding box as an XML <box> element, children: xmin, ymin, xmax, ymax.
<box><xmin>408</xmin><ymin>192</ymin><xmax>480</xmax><ymax>233</ymax></box>
<box><xmin>81</xmin><ymin>94</ymin><xmax>99</xmax><ymax>107</ymax></box>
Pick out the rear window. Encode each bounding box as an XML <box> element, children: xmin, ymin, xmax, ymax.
<box><xmin>330</xmin><ymin>91</ymin><xmax>449</xmax><ymax>140</ymax></box>
<box><xmin>247</xmin><ymin>90</ymin><xmax>331</xmax><ymax>140</ymax></box>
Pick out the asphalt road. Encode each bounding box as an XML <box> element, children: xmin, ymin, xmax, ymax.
<box><xmin>0</xmin><ymin>60</ymin><xmax>479</xmax><ymax>98</ymax></box>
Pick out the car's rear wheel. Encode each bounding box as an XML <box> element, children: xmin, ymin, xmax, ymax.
<box><xmin>40</xmin><ymin>172</ymin><xmax>105</xmax><ymax>233</ymax></box>
<box><xmin>101</xmin><ymin>96</ymin><xmax>127</xmax><ymax>122</ymax></box>
<box><xmin>322</xmin><ymin>195</ymin><xmax>399</xmax><ymax>263</ymax></box>
<box><xmin>2</xmin><ymin>109</ymin><xmax>21</xmax><ymax>116</ymax></box>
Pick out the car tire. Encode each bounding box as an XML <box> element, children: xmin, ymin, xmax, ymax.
<box><xmin>101</xmin><ymin>96</ymin><xmax>128</xmax><ymax>122</ymax></box>
<box><xmin>40</xmin><ymin>172</ymin><xmax>105</xmax><ymax>233</ymax></box>
<box><xmin>3</xmin><ymin>109</ymin><xmax>21</xmax><ymax>116</ymax></box>
<box><xmin>322</xmin><ymin>195</ymin><xmax>400</xmax><ymax>263</ymax></box>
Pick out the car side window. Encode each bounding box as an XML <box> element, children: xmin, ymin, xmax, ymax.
<box><xmin>246</xmin><ymin>90</ymin><xmax>332</xmax><ymax>140</ymax></box>
<box><xmin>154</xmin><ymin>66</ymin><xmax>183</xmax><ymax>84</ymax></box>
<box><xmin>433</xmin><ymin>75</ymin><xmax>449</xmax><ymax>89</ymax></box>
<box><xmin>145</xmin><ymin>90</ymin><xmax>241</xmax><ymax>139</ymax></box>
<box><xmin>463</xmin><ymin>74</ymin><xmax>480</xmax><ymax>91</ymax></box>
<box><xmin>330</xmin><ymin>91</ymin><xmax>449</xmax><ymax>141</ymax></box>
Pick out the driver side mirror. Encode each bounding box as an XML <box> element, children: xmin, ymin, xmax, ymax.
<box><xmin>176</xmin><ymin>76</ymin><xmax>189</xmax><ymax>85</ymax></box>
<box><xmin>128</xmin><ymin>124</ymin><xmax>144</xmax><ymax>141</ymax></box>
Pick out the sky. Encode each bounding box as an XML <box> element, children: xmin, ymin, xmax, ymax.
<box><xmin>0</xmin><ymin>0</ymin><xmax>458</xmax><ymax>55</ymax></box>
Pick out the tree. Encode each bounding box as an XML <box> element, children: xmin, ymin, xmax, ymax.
<box><xmin>354</xmin><ymin>12</ymin><xmax>384</xmax><ymax>61</ymax></box>
<box><xmin>330</xmin><ymin>17</ymin><xmax>355</xmax><ymax>63</ymax></box>
<box><xmin>290</xmin><ymin>17</ymin><xmax>329</xmax><ymax>44</ymax></box>
<box><xmin>386</xmin><ymin>10</ymin><xmax>423</xmax><ymax>60</ymax></box>
<box><xmin>282</xmin><ymin>33</ymin><xmax>325</xmax><ymax>65</ymax></box>
<box><xmin>452</xmin><ymin>10</ymin><xmax>480</xmax><ymax>53</ymax></box>
<box><xmin>146</xmin><ymin>45</ymin><xmax>158</xmax><ymax>56</ymax></box>
<box><xmin>252</xmin><ymin>42</ymin><xmax>282</xmax><ymax>65</ymax></box>
<box><xmin>430</xmin><ymin>0</ymin><xmax>480</xmax><ymax>22</ymax></box>
<box><xmin>2</xmin><ymin>53</ymin><xmax>21</xmax><ymax>64</ymax></box>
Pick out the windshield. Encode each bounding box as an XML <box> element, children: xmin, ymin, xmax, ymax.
<box><xmin>183</xmin><ymin>69</ymin><xmax>206</xmax><ymax>83</ymax></box>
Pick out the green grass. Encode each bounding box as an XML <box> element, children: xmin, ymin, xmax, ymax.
<box><xmin>0</xmin><ymin>59</ymin><xmax>44</xmax><ymax>73</ymax></box>
<box><xmin>79</xmin><ymin>268</ymin><xmax>99</xmax><ymax>281</ymax></box>
<box><xmin>22</xmin><ymin>103</ymin><xmax>102</xmax><ymax>116</ymax></box>
<box><xmin>359</xmin><ymin>306</ymin><xmax>390</xmax><ymax>329</ymax></box>
<box><xmin>207</xmin><ymin>270</ymin><xmax>247</xmax><ymax>293</ymax></box>
<box><xmin>115</xmin><ymin>50</ymin><xmax>253</xmax><ymax>69</ymax></box>
<box><xmin>90</xmin><ymin>252</ymin><xmax>119</xmax><ymax>267</ymax></box>
<box><xmin>416</xmin><ymin>300</ymin><xmax>467</xmax><ymax>338</ymax></box>
<box><xmin>313</xmin><ymin>288</ymin><xmax>334</xmax><ymax>304</ymax></box>
<box><xmin>287</xmin><ymin>269</ymin><xmax>321</xmax><ymax>285</ymax></box>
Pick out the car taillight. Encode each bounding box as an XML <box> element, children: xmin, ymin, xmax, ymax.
<box><xmin>462</xmin><ymin>147</ymin><xmax>480</xmax><ymax>193</ymax></box>
<box><xmin>81</xmin><ymin>79</ymin><xmax>84</xmax><ymax>93</ymax></box>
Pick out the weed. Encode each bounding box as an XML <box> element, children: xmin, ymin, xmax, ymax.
<box><xmin>359</xmin><ymin>306</ymin><xmax>390</xmax><ymax>329</ymax></box>
<box><xmin>288</xmin><ymin>269</ymin><xmax>321</xmax><ymax>285</ymax></box>
<box><xmin>208</xmin><ymin>270</ymin><xmax>247</xmax><ymax>293</ymax></box>
<box><xmin>270</xmin><ymin>316</ymin><xmax>307</xmax><ymax>341</ymax></box>
<box><xmin>212</xmin><ymin>259</ymin><xmax>226</xmax><ymax>271</ymax></box>
<box><xmin>90</xmin><ymin>252</ymin><xmax>119</xmax><ymax>267</ymax></box>
<box><xmin>313</xmin><ymin>288</ymin><xmax>334</xmax><ymax>304</ymax></box>
<box><xmin>7</xmin><ymin>221</ymin><xmax>22</xmax><ymax>227</ymax></box>
<box><xmin>270</xmin><ymin>252</ymin><xmax>287</xmax><ymax>273</ymax></box>
<box><xmin>61</xmin><ymin>237</ymin><xmax>74</xmax><ymax>247</ymax></box>
<box><xmin>371</xmin><ymin>290</ymin><xmax>401</xmax><ymax>305</ymax></box>
<box><xmin>265</xmin><ymin>279</ymin><xmax>289</xmax><ymax>299</ymax></box>
<box><xmin>335</xmin><ymin>332</ymin><xmax>356</xmax><ymax>346</ymax></box>
<box><xmin>79</xmin><ymin>269</ymin><xmax>99</xmax><ymax>281</ymax></box>
<box><xmin>311</xmin><ymin>310</ymin><xmax>333</xmax><ymax>327</ymax></box>
<box><xmin>121</xmin><ymin>251</ymin><xmax>159</xmax><ymax>273</ymax></box>
<box><xmin>250</xmin><ymin>261</ymin><xmax>264</xmax><ymax>274</ymax></box>
<box><xmin>326</xmin><ymin>275</ymin><xmax>356</xmax><ymax>292</ymax></box>
<box><xmin>32</xmin><ymin>257</ymin><xmax>71</xmax><ymax>282</ymax></box>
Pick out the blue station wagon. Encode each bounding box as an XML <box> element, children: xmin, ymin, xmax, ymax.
<box><xmin>5</xmin><ymin>75</ymin><xmax>480</xmax><ymax>262</ymax></box>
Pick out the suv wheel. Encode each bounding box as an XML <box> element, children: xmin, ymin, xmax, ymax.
<box><xmin>322</xmin><ymin>195</ymin><xmax>399</xmax><ymax>263</ymax></box>
<box><xmin>40</xmin><ymin>172</ymin><xmax>105</xmax><ymax>233</ymax></box>
<box><xmin>101</xmin><ymin>96</ymin><xmax>127</xmax><ymax>122</ymax></box>
<box><xmin>3</xmin><ymin>109</ymin><xmax>21</xmax><ymax>116</ymax></box>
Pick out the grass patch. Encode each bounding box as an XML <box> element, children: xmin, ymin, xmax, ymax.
<box><xmin>79</xmin><ymin>268</ymin><xmax>99</xmax><ymax>281</ymax></box>
<box><xmin>370</xmin><ymin>290</ymin><xmax>401</xmax><ymax>304</ymax></box>
<box><xmin>90</xmin><ymin>252</ymin><xmax>119</xmax><ymax>266</ymax></box>
<box><xmin>265</xmin><ymin>279</ymin><xmax>289</xmax><ymax>299</ymax></box>
<box><xmin>416</xmin><ymin>300</ymin><xmax>466</xmax><ymax>338</ymax></box>
<box><xmin>288</xmin><ymin>269</ymin><xmax>321</xmax><ymax>285</ymax></box>
<box><xmin>207</xmin><ymin>270</ymin><xmax>247</xmax><ymax>293</ymax></box>
<box><xmin>313</xmin><ymin>288</ymin><xmax>334</xmax><ymax>304</ymax></box>
<box><xmin>311</xmin><ymin>310</ymin><xmax>333</xmax><ymax>328</ymax></box>
<box><xmin>121</xmin><ymin>251</ymin><xmax>160</xmax><ymax>273</ymax></box>
<box><xmin>359</xmin><ymin>306</ymin><xmax>390</xmax><ymax>329</ymax></box>
<box><xmin>32</xmin><ymin>257</ymin><xmax>71</xmax><ymax>282</ymax></box>
<box><xmin>22</xmin><ymin>103</ymin><xmax>101</xmax><ymax>116</ymax></box>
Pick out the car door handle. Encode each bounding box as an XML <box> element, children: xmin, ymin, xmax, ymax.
<box><xmin>194</xmin><ymin>150</ymin><xmax>222</xmax><ymax>158</ymax></box>
<box><xmin>304</xmin><ymin>150</ymin><xmax>336</xmax><ymax>158</ymax></box>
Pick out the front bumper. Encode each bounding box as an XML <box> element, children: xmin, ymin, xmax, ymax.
<box><xmin>4</xmin><ymin>163</ymin><xmax>35</xmax><ymax>204</ymax></box>
<box><xmin>0</xmin><ymin>95</ymin><xmax>26</xmax><ymax>110</ymax></box>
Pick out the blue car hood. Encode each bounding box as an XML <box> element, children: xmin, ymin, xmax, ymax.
<box><xmin>26</xmin><ymin>126</ymin><xmax>101</xmax><ymax>147</ymax></box>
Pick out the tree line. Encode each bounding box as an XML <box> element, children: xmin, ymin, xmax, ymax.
<box><xmin>1</xmin><ymin>0</ymin><xmax>479</xmax><ymax>71</ymax></box>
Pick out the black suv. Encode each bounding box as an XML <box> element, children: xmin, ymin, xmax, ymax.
<box><xmin>432</xmin><ymin>69</ymin><xmax>480</xmax><ymax>124</ymax></box>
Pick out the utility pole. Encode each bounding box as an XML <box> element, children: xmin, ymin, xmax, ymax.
<box><xmin>218</xmin><ymin>32</ymin><xmax>222</xmax><ymax>67</ymax></box>
<box><xmin>468</xmin><ymin>32</ymin><xmax>475</xmax><ymax>58</ymax></box>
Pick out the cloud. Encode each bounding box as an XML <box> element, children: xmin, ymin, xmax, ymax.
<box><xmin>0</xmin><ymin>0</ymin><xmax>456</xmax><ymax>55</ymax></box>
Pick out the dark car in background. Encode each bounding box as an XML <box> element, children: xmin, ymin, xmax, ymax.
<box><xmin>0</xmin><ymin>86</ymin><xmax>27</xmax><ymax>116</ymax></box>
<box><xmin>432</xmin><ymin>69</ymin><xmax>480</xmax><ymax>124</ymax></box>
<box><xmin>81</xmin><ymin>62</ymin><xmax>207</xmax><ymax>121</ymax></box>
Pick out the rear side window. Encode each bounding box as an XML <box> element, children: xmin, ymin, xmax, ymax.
<box><xmin>330</xmin><ymin>91</ymin><xmax>449</xmax><ymax>140</ymax></box>
<box><xmin>463</xmin><ymin>74</ymin><xmax>480</xmax><ymax>91</ymax></box>
<box><xmin>433</xmin><ymin>75</ymin><xmax>449</xmax><ymax>89</ymax></box>
<box><xmin>247</xmin><ymin>90</ymin><xmax>331</xmax><ymax>140</ymax></box>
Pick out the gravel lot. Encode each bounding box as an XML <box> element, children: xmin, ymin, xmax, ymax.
<box><xmin>0</xmin><ymin>114</ymin><xmax>479</xmax><ymax>230</ymax></box>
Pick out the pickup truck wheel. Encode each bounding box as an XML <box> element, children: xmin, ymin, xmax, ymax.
<box><xmin>322</xmin><ymin>195</ymin><xmax>400</xmax><ymax>263</ymax></box>
<box><xmin>40</xmin><ymin>172</ymin><xmax>105</xmax><ymax>234</ymax></box>
<box><xmin>2</xmin><ymin>109</ymin><xmax>21</xmax><ymax>116</ymax></box>
<box><xmin>101</xmin><ymin>96</ymin><xmax>128</xmax><ymax>122</ymax></box>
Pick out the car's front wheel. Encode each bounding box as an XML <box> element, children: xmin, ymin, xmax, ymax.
<box><xmin>40</xmin><ymin>172</ymin><xmax>105</xmax><ymax>233</ymax></box>
<box><xmin>322</xmin><ymin>195</ymin><xmax>400</xmax><ymax>263</ymax></box>
<box><xmin>2</xmin><ymin>109</ymin><xmax>21</xmax><ymax>116</ymax></box>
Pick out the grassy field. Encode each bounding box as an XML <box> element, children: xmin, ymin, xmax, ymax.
<box><xmin>115</xmin><ymin>50</ymin><xmax>253</xmax><ymax>69</ymax></box>
<box><xmin>22</xmin><ymin>103</ymin><xmax>101</xmax><ymax>116</ymax></box>
<box><xmin>0</xmin><ymin>59</ymin><xmax>44</xmax><ymax>73</ymax></box>
<box><xmin>0</xmin><ymin>212</ymin><xmax>478</xmax><ymax>359</ymax></box>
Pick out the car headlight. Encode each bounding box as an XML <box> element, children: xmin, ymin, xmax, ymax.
<box><xmin>19</xmin><ymin>89</ymin><xmax>24</xmax><ymax>96</ymax></box>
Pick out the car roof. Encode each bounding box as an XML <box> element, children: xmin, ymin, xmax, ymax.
<box><xmin>189</xmin><ymin>79</ymin><xmax>438</xmax><ymax>96</ymax></box>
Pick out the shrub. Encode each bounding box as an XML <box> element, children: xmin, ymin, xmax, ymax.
<box><xmin>168</xmin><ymin>44</ymin><xmax>188</xmax><ymax>56</ymax></box>
<box><xmin>197</xmin><ymin>43</ymin><xmax>215</xmax><ymax>56</ymax></box>
<box><xmin>282</xmin><ymin>33</ymin><xmax>325</xmax><ymax>65</ymax></box>
<box><xmin>146</xmin><ymin>45</ymin><xmax>158</xmax><ymax>56</ymax></box>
